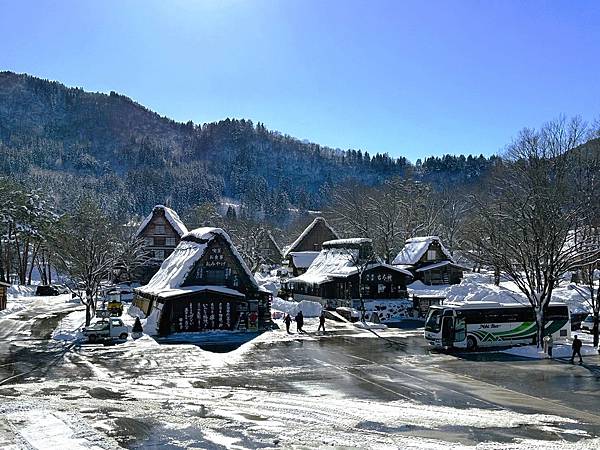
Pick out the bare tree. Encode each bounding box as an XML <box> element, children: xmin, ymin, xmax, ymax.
<box><xmin>466</xmin><ymin>117</ymin><xmax>599</xmax><ymax>346</ymax></box>
<box><xmin>52</xmin><ymin>197</ymin><xmax>124</xmax><ymax>325</ymax></box>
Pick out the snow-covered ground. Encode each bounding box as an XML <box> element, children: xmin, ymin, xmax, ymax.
<box><xmin>3</xmin><ymin>283</ymin><xmax>600</xmax><ymax>449</ymax></box>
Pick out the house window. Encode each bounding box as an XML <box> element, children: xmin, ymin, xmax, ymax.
<box><xmin>154</xmin><ymin>249</ymin><xmax>165</xmax><ymax>260</ymax></box>
<box><xmin>155</xmin><ymin>224</ymin><xmax>165</xmax><ymax>235</ymax></box>
<box><xmin>427</xmin><ymin>249</ymin><xmax>436</xmax><ymax>261</ymax></box>
<box><xmin>144</xmin><ymin>237</ymin><xmax>154</xmax><ymax>246</ymax></box>
<box><xmin>166</xmin><ymin>237</ymin><xmax>176</xmax><ymax>246</ymax></box>
<box><xmin>378</xmin><ymin>284</ymin><xmax>386</xmax><ymax>294</ymax></box>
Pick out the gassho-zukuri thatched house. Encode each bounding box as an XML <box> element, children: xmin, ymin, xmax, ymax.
<box><xmin>133</xmin><ymin>227</ymin><xmax>273</xmax><ymax>335</ymax></box>
<box><xmin>135</xmin><ymin>205</ymin><xmax>189</xmax><ymax>283</ymax></box>
<box><xmin>288</xmin><ymin>238</ymin><xmax>413</xmax><ymax>309</ymax></box>
<box><xmin>392</xmin><ymin>236</ymin><xmax>467</xmax><ymax>285</ymax></box>
<box><xmin>283</xmin><ymin>217</ymin><xmax>339</xmax><ymax>276</ymax></box>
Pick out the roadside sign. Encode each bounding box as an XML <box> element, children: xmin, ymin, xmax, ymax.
<box><xmin>96</xmin><ymin>309</ymin><xmax>111</xmax><ymax>318</ymax></box>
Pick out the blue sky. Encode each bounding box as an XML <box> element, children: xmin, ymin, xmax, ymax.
<box><xmin>1</xmin><ymin>0</ymin><xmax>599</xmax><ymax>160</ymax></box>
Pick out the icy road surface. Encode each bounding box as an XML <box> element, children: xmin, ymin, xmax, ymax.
<box><xmin>1</xmin><ymin>295</ymin><xmax>600</xmax><ymax>449</ymax></box>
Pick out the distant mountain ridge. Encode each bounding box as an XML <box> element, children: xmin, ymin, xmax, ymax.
<box><xmin>0</xmin><ymin>71</ymin><xmax>498</xmax><ymax>219</ymax></box>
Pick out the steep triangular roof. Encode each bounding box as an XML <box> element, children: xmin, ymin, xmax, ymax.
<box><xmin>392</xmin><ymin>236</ymin><xmax>453</xmax><ymax>265</ymax></box>
<box><xmin>137</xmin><ymin>227</ymin><xmax>258</xmax><ymax>296</ymax></box>
<box><xmin>283</xmin><ymin>217</ymin><xmax>339</xmax><ymax>257</ymax></box>
<box><xmin>290</xmin><ymin>239</ymin><xmax>412</xmax><ymax>286</ymax></box>
<box><xmin>135</xmin><ymin>205</ymin><xmax>188</xmax><ymax>238</ymax></box>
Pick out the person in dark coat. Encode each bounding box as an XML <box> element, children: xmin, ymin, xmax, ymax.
<box><xmin>132</xmin><ymin>316</ymin><xmax>143</xmax><ymax>339</ymax></box>
<box><xmin>318</xmin><ymin>311</ymin><xmax>326</xmax><ymax>333</ymax></box>
<box><xmin>295</xmin><ymin>311</ymin><xmax>304</xmax><ymax>333</ymax></box>
<box><xmin>132</xmin><ymin>317</ymin><xmax>143</xmax><ymax>333</ymax></box>
<box><xmin>570</xmin><ymin>335</ymin><xmax>583</xmax><ymax>364</ymax></box>
<box><xmin>283</xmin><ymin>314</ymin><xmax>292</xmax><ymax>333</ymax></box>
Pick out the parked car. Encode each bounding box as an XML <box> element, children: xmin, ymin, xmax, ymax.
<box><xmin>82</xmin><ymin>318</ymin><xmax>128</xmax><ymax>343</ymax></box>
<box><xmin>35</xmin><ymin>284</ymin><xmax>68</xmax><ymax>296</ymax></box>
<box><xmin>581</xmin><ymin>315</ymin><xmax>596</xmax><ymax>332</ymax></box>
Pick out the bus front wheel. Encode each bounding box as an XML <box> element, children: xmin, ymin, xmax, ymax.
<box><xmin>466</xmin><ymin>336</ymin><xmax>478</xmax><ymax>351</ymax></box>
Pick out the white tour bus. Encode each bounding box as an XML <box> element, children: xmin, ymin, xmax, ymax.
<box><xmin>424</xmin><ymin>301</ymin><xmax>571</xmax><ymax>350</ymax></box>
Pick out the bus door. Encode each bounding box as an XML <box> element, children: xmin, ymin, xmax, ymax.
<box><xmin>441</xmin><ymin>315</ymin><xmax>455</xmax><ymax>347</ymax></box>
<box><xmin>453</xmin><ymin>316</ymin><xmax>466</xmax><ymax>345</ymax></box>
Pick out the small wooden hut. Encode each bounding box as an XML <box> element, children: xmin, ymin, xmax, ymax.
<box><xmin>392</xmin><ymin>236</ymin><xmax>467</xmax><ymax>285</ymax></box>
<box><xmin>283</xmin><ymin>217</ymin><xmax>339</xmax><ymax>276</ymax></box>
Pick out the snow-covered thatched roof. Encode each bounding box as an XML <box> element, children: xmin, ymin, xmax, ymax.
<box><xmin>136</xmin><ymin>227</ymin><xmax>258</xmax><ymax>297</ymax></box>
<box><xmin>392</xmin><ymin>236</ymin><xmax>453</xmax><ymax>266</ymax></box>
<box><xmin>135</xmin><ymin>205</ymin><xmax>188</xmax><ymax>238</ymax></box>
<box><xmin>283</xmin><ymin>217</ymin><xmax>339</xmax><ymax>257</ymax></box>
<box><xmin>322</xmin><ymin>238</ymin><xmax>371</xmax><ymax>247</ymax></box>
<box><xmin>290</xmin><ymin>245</ymin><xmax>412</xmax><ymax>286</ymax></box>
<box><xmin>289</xmin><ymin>251</ymin><xmax>320</xmax><ymax>269</ymax></box>
<box><xmin>415</xmin><ymin>260</ymin><xmax>470</xmax><ymax>272</ymax></box>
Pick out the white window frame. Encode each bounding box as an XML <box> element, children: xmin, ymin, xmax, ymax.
<box><xmin>165</xmin><ymin>237</ymin><xmax>176</xmax><ymax>246</ymax></box>
<box><xmin>144</xmin><ymin>237</ymin><xmax>154</xmax><ymax>246</ymax></box>
<box><xmin>154</xmin><ymin>249</ymin><xmax>165</xmax><ymax>260</ymax></box>
<box><xmin>155</xmin><ymin>224</ymin><xmax>165</xmax><ymax>235</ymax></box>
<box><xmin>427</xmin><ymin>249</ymin><xmax>437</xmax><ymax>261</ymax></box>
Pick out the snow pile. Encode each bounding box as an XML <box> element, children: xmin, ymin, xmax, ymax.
<box><xmin>392</xmin><ymin>236</ymin><xmax>453</xmax><ymax>265</ymax></box>
<box><xmin>126</xmin><ymin>304</ymin><xmax>159</xmax><ymax>335</ymax></box>
<box><xmin>143</xmin><ymin>309</ymin><xmax>160</xmax><ymax>335</ymax></box>
<box><xmin>441</xmin><ymin>273</ymin><xmax>528</xmax><ymax>305</ymax></box>
<box><xmin>271</xmin><ymin>297</ymin><xmax>322</xmax><ymax>317</ymax></box>
<box><xmin>52</xmin><ymin>309</ymin><xmax>86</xmax><ymax>342</ymax></box>
<box><xmin>548</xmin><ymin>283</ymin><xmax>592</xmax><ymax>314</ymax></box>
<box><xmin>502</xmin><ymin>343</ymin><xmax>599</xmax><ymax>359</ymax></box>
<box><xmin>7</xmin><ymin>284</ymin><xmax>37</xmax><ymax>298</ymax></box>
<box><xmin>365</xmin><ymin>299</ymin><xmax>413</xmax><ymax>323</ymax></box>
<box><xmin>254</xmin><ymin>271</ymin><xmax>281</xmax><ymax>295</ymax></box>
<box><xmin>135</xmin><ymin>204</ymin><xmax>188</xmax><ymax>237</ymax></box>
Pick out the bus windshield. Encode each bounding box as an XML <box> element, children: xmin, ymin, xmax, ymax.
<box><xmin>425</xmin><ymin>308</ymin><xmax>442</xmax><ymax>333</ymax></box>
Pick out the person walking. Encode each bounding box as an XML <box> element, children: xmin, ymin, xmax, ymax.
<box><xmin>317</xmin><ymin>311</ymin><xmax>326</xmax><ymax>334</ymax></box>
<box><xmin>546</xmin><ymin>334</ymin><xmax>553</xmax><ymax>359</ymax></box>
<box><xmin>570</xmin><ymin>335</ymin><xmax>583</xmax><ymax>364</ymax></box>
<box><xmin>283</xmin><ymin>313</ymin><xmax>292</xmax><ymax>334</ymax></box>
<box><xmin>295</xmin><ymin>311</ymin><xmax>304</xmax><ymax>333</ymax></box>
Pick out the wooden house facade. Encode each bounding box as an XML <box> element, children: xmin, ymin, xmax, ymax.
<box><xmin>134</xmin><ymin>227</ymin><xmax>272</xmax><ymax>336</ymax></box>
<box><xmin>135</xmin><ymin>205</ymin><xmax>189</xmax><ymax>283</ymax></box>
<box><xmin>283</xmin><ymin>217</ymin><xmax>339</xmax><ymax>276</ymax></box>
<box><xmin>288</xmin><ymin>239</ymin><xmax>413</xmax><ymax>309</ymax></box>
<box><xmin>392</xmin><ymin>236</ymin><xmax>466</xmax><ymax>285</ymax></box>
<box><xmin>0</xmin><ymin>281</ymin><xmax>9</xmax><ymax>311</ymax></box>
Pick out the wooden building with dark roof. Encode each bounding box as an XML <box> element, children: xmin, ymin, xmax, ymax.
<box><xmin>283</xmin><ymin>217</ymin><xmax>339</xmax><ymax>276</ymax></box>
<box><xmin>134</xmin><ymin>227</ymin><xmax>272</xmax><ymax>335</ymax></box>
<box><xmin>392</xmin><ymin>236</ymin><xmax>467</xmax><ymax>285</ymax></box>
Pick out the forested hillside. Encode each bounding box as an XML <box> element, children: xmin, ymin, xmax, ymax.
<box><xmin>0</xmin><ymin>71</ymin><xmax>498</xmax><ymax>221</ymax></box>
